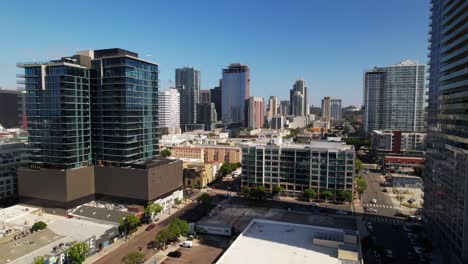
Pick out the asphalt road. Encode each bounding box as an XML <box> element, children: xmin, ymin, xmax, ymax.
<box><xmin>361</xmin><ymin>168</ymin><xmax>396</xmax><ymax>218</ymax></box>
<box><xmin>94</xmin><ymin>203</ymin><xmax>197</xmax><ymax>264</ymax></box>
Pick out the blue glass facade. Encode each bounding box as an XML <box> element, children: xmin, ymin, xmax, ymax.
<box><xmin>20</xmin><ymin>62</ymin><xmax>92</xmax><ymax>169</ymax></box>
<box><xmin>91</xmin><ymin>54</ymin><xmax>159</xmax><ymax>165</ymax></box>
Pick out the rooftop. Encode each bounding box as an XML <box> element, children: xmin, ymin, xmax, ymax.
<box><xmin>242</xmin><ymin>141</ymin><xmax>354</xmax><ymax>151</ymax></box>
<box><xmin>69</xmin><ymin>205</ymin><xmax>128</xmax><ymax>224</ymax></box>
<box><xmin>216</xmin><ymin>219</ymin><xmax>361</xmax><ymax>264</ymax></box>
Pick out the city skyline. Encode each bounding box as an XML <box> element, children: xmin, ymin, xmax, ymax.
<box><xmin>0</xmin><ymin>0</ymin><xmax>429</xmax><ymax>106</ymax></box>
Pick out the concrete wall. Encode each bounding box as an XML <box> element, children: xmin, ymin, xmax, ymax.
<box><xmin>147</xmin><ymin>160</ymin><xmax>183</xmax><ymax>201</ymax></box>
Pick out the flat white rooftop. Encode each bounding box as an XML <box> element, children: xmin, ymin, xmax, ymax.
<box><xmin>242</xmin><ymin>141</ymin><xmax>354</xmax><ymax>151</ymax></box>
<box><xmin>216</xmin><ymin>219</ymin><xmax>361</xmax><ymax>264</ymax></box>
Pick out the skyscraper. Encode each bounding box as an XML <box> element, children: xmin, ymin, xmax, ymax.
<box><xmin>363</xmin><ymin>60</ymin><xmax>426</xmax><ymax>133</ymax></box>
<box><xmin>221</xmin><ymin>63</ymin><xmax>250</xmax><ymax>124</ymax></box>
<box><xmin>423</xmin><ymin>2</ymin><xmax>468</xmax><ymax>263</ymax></box>
<box><xmin>289</xmin><ymin>79</ymin><xmax>309</xmax><ymax>116</ymax></box>
<box><xmin>0</xmin><ymin>89</ymin><xmax>24</xmax><ymax>129</ymax></box>
<box><xmin>158</xmin><ymin>88</ymin><xmax>181</xmax><ymax>135</ymax></box>
<box><xmin>19</xmin><ymin>55</ymin><xmax>93</xmax><ymax>169</ymax></box>
<box><xmin>210</xmin><ymin>85</ymin><xmax>222</xmax><ymax>121</ymax></box>
<box><xmin>199</xmin><ymin>89</ymin><xmax>211</xmax><ymax>104</ymax></box>
<box><xmin>279</xmin><ymin>100</ymin><xmax>290</xmax><ymax>116</ymax></box>
<box><xmin>176</xmin><ymin>67</ymin><xmax>200</xmax><ymax>129</ymax></box>
<box><xmin>267</xmin><ymin>96</ymin><xmax>278</xmax><ymax>116</ymax></box>
<box><xmin>197</xmin><ymin>102</ymin><xmax>217</xmax><ymax>126</ymax></box>
<box><xmin>92</xmin><ymin>49</ymin><xmax>159</xmax><ymax>165</ymax></box>
<box><xmin>321</xmin><ymin>97</ymin><xmax>342</xmax><ymax>125</ymax></box>
<box><xmin>246</xmin><ymin>96</ymin><xmax>264</xmax><ymax>129</ymax></box>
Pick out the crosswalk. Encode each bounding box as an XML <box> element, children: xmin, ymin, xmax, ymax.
<box><xmin>208</xmin><ymin>189</ymin><xmax>237</xmax><ymax>196</ymax></box>
<box><xmin>367</xmin><ymin>216</ymin><xmax>403</xmax><ymax>224</ymax></box>
<box><xmin>363</xmin><ymin>203</ymin><xmax>396</xmax><ymax>209</ymax></box>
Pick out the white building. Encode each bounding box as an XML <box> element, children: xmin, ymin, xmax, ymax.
<box><xmin>372</xmin><ymin>130</ymin><xmax>426</xmax><ymax>152</ymax></box>
<box><xmin>321</xmin><ymin>97</ymin><xmax>342</xmax><ymax>125</ymax></box>
<box><xmin>158</xmin><ymin>88</ymin><xmax>181</xmax><ymax>135</ymax></box>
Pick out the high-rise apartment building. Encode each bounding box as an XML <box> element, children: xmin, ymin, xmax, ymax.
<box><xmin>210</xmin><ymin>85</ymin><xmax>222</xmax><ymax>121</ymax></box>
<box><xmin>19</xmin><ymin>55</ymin><xmax>93</xmax><ymax>169</ymax></box>
<box><xmin>158</xmin><ymin>88</ymin><xmax>181</xmax><ymax>135</ymax></box>
<box><xmin>0</xmin><ymin>89</ymin><xmax>25</xmax><ymax>129</ymax></box>
<box><xmin>241</xmin><ymin>141</ymin><xmax>355</xmax><ymax>196</ymax></box>
<box><xmin>92</xmin><ymin>49</ymin><xmax>159</xmax><ymax>165</ymax></box>
<box><xmin>197</xmin><ymin>102</ymin><xmax>218</xmax><ymax>125</ymax></box>
<box><xmin>423</xmin><ymin>1</ymin><xmax>468</xmax><ymax>263</ymax></box>
<box><xmin>267</xmin><ymin>96</ymin><xmax>278</xmax><ymax>116</ymax></box>
<box><xmin>279</xmin><ymin>100</ymin><xmax>290</xmax><ymax>116</ymax></box>
<box><xmin>221</xmin><ymin>63</ymin><xmax>250</xmax><ymax>124</ymax></box>
<box><xmin>0</xmin><ymin>141</ymin><xmax>27</xmax><ymax>203</ymax></box>
<box><xmin>199</xmin><ymin>89</ymin><xmax>211</xmax><ymax>104</ymax></box>
<box><xmin>289</xmin><ymin>79</ymin><xmax>309</xmax><ymax>116</ymax></box>
<box><xmin>176</xmin><ymin>67</ymin><xmax>200</xmax><ymax>128</ymax></box>
<box><xmin>363</xmin><ymin>60</ymin><xmax>426</xmax><ymax>133</ymax></box>
<box><xmin>246</xmin><ymin>96</ymin><xmax>264</xmax><ymax>129</ymax></box>
<box><xmin>321</xmin><ymin>97</ymin><xmax>342</xmax><ymax>125</ymax></box>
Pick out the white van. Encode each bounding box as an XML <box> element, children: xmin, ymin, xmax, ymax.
<box><xmin>180</xmin><ymin>241</ymin><xmax>193</xmax><ymax>248</ymax></box>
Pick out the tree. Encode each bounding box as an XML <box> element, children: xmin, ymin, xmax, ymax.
<box><xmin>119</xmin><ymin>214</ymin><xmax>140</xmax><ymax>235</ymax></box>
<box><xmin>343</xmin><ymin>190</ymin><xmax>353</xmax><ymax>203</ymax></box>
<box><xmin>169</xmin><ymin>218</ymin><xmax>190</xmax><ymax>237</ymax></box>
<box><xmin>145</xmin><ymin>203</ymin><xmax>163</xmax><ymax>218</ymax></box>
<box><xmin>31</xmin><ymin>221</ymin><xmax>47</xmax><ymax>232</ymax></box>
<box><xmin>344</xmin><ymin>137</ymin><xmax>363</xmax><ymax>151</ymax></box>
<box><xmin>155</xmin><ymin>228</ymin><xmax>170</xmax><ymax>244</ymax></box>
<box><xmin>242</xmin><ymin>186</ymin><xmax>251</xmax><ymax>197</ymax></box>
<box><xmin>68</xmin><ymin>242</ymin><xmax>90</xmax><ymax>264</ymax></box>
<box><xmin>321</xmin><ymin>190</ymin><xmax>333</xmax><ymax>201</ymax></box>
<box><xmin>198</xmin><ymin>193</ymin><xmax>214</xmax><ymax>209</ymax></box>
<box><xmin>122</xmin><ymin>252</ymin><xmax>145</xmax><ymax>264</ymax></box>
<box><xmin>33</xmin><ymin>256</ymin><xmax>45</xmax><ymax>264</ymax></box>
<box><xmin>250</xmin><ymin>186</ymin><xmax>267</xmax><ymax>200</ymax></box>
<box><xmin>160</xmin><ymin>149</ymin><xmax>171</xmax><ymax>157</ymax></box>
<box><xmin>272</xmin><ymin>185</ymin><xmax>284</xmax><ymax>197</ymax></box>
<box><xmin>220</xmin><ymin>163</ymin><xmax>241</xmax><ymax>176</ymax></box>
<box><xmin>356</xmin><ymin>178</ymin><xmax>367</xmax><ymax>199</ymax></box>
<box><xmin>355</xmin><ymin>158</ymin><xmax>363</xmax><ymax>172</ymax></box>
<box><xmin>302</xmin><ymin>188</ymin><xmax>317</xmax><ymax>201</ymax></box>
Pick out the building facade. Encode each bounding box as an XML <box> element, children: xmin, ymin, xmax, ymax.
<box><xmin>221</xmin><ymin>63</ymin><xmax>250</xmax><ymax>124</ymax></box>
<box><xmin>372</xmin><ymin>130</ymin><xmax>426</xmax><ymax>153</ymax></box>
<box><xmin>423</xmin><ymin>1</ymin><xmax>468</xmax><ymax>263</ymax></box>
<box><xmin>197</xmin><ymin>102</ymin><xmax>218</xmax><ymax>125</ymax></box>
<box><xmin>171</xmin><ymin>145</ymin><xmax>242</xmax><ymax>164</ymax></box>
<box><xmin>271</xmin><ymin>116</ymin><xmax>284</xmax><ymax>130</ymax></box>
<box><xmin>0</xmin><ymin>89</ymin><xmax>24</xmax><ymax>129</ymax></box>
<box><xmin>200</xmin><ymin>89</ymin><xmax>211</xmax><ymax>103</ymax></box>
<box><xmin>363</xmin><ymin>60</ymin><xmax>426</xmax><ymax>133</ymax></box>
<box><xmin>290</xmin><ymin>79</ymin><xmax>309</xmax><ymax>116</ymax></box>
<box><xmin>0</xmin><ymin>141</ymin><xmax>27</xmax><ymax>203</ymax></box>
<box><xmin>241</xmin><ymin>141</ymin><xmax>355</xmax><ymax>196</ymax></box>
<box><xmin>246</xmin><ymin>96</ymin><xmax>264</xmax><ymax>129</ymax></box>
<box><xmin>91</xmin><ymin>49</ymin><xmax>159</xmax><ymax>165</ymax></box>
<box><xmin>176</xmin><ymin>67</ymin><xmax>200</xmax><ymax>128</ymax></box>
<box><xmin>158</xmin><ymin>88</ymin><xmax>181</xmax><ymax>135</ymax></box>
<box><xmin>321</xmin><ymin>97</ymin><xmax>342</xmax><ymax>125</ymax></box>
<box><xmin>279</xmin><ymin>100</ymin><xmax>290</xmax><ymax>116</ymax></box>
<box><xmin>210</xmin><ymin>85</ymin><xmax>222</xmax><ymax>121</ymax></box>
<box><xmin>183</xmin><ymin>162</ymin><xmax>217</xmax><ymax>189</ymax></box>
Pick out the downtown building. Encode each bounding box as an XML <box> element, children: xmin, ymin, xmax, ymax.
<box><xmin>246</xmin><ymin>96</ymin><xmax>265</xmax><ymax>129</ymax></box>
<box><xmin>423</xmin><ymin>1</ymin><xmax>468</xmax><ymax>263</ymax></box>
<box><xmin>321</xmin><ymin>97</ymin><xmax>342</xmax><ymax>125</ymax></box>
<box><xmin>210</xmin><ymin>85</ymin><xmax>222</xmax><ymax>121</ymax></box>
<box><xmin>176</xmin><ymin>67</ymin><xmax>200</xmax><ymax>131</ymax></box>
<box><xmin>158</xmin><ymin>88</ymin><xmax>181</xmax><ymax>135</ymax></box>
<box><xmin>363</xmin><ymin>60</ymin><xmax>426</xmax><ymax>133</ymax></box>
<box><xmin>289</xmin><ymin>79</ymin><xmax>309</xmax><ymax>116</ymax></box>
<box><xmin>17</xmin><ymin>49</ymin><xmax>183</xmax><ymax>209</ymax></box>
<box><xmin>241</xmin><ymin>140</ymin><xmax>355</xmax><ymax>197</ymax></box>
<box><xmin>278</xmin><ymin>100</ymin><xmax>290</xmax><ymax>116</ymax></box>
<box><xmin>0</xmin><ymin>89</ymin><xmax>26</xmax><ymax>129</ymax></box>
<box><xmin>221</xmin><ymin>63</ymin><xmax>250</xmax><ymax>124</ymax></box>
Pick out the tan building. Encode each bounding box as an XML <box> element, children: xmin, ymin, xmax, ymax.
<box><xmin>183</xmin><ymin>162</ymin><xmax>216</xmax><ymax>188</ymax></box>
<box><xmin>171</xmin><ymin>145</ymin><xmax>241</xmax><ymax>164</ymax></box>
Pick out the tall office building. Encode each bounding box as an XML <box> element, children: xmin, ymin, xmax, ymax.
<box><xmin>176</xmin><ymin>67</ymin><xmax>200</xmax><ymax>128</ymax></box>
<box><xmin>18</xmin><ymin>55</ymin><xmax>93</xmax><ymax>169</ymax></box>
<box><xmin>279</xmin><ymin>100</ymin><xmax>290</xmax><ymax>116</ymax></box>
<box><xmin>289</xmin><ymin>79</ymin><xmax>309</xmax><ymax>116</ymax></box>
<box><xmin>0</xmin><ymin>89</ymin><xmax>25</xmax><ymax>129</ymax></box>
<box><xmin>423</xmin><ymin>2</ymin><xmax>468</xmax><ymax>263</ymax></box>
<box><xmin>197</xmin><ymin>103</ymin><xmax>218</xmax><ymax>126</ymax></box>
<box><xmin>267</xmin><ymin>96</ymin><xmax>278</xmax><ymax>116</ymax></box>
<box><xmin>321</xmin><ymin>97</ymin><xmax>342</xmax><ymax>125</ymax></box>
<box><xmin>363</xmin><ymin>60</ymin><xmax>426</xmax><ymax>133</ymax></box>
<box><xmin>210</xmin><ymin>85</ymin><xmax>222</xmax><ymax>121</ymax></box>
<box><xmin>221</xmin><ymin>63</ymin><xmax>250</xmax><ymax>124</ymax></box>
<box><xmin>200</xmin><ymin>89</ymin><xmax>211</xmax><ymax>104</ymax></box>
<box><xmin>92</xmin><ymin>49</ymin><xmax>159</xmax><ymax>165</ymax></box>
<box><xmin>158</xmin><ymin>88</ymin><xmax>181</xmax><ymax>135</ymax></box>
<box><xmin>245</xmin><ymin>96</ymin><xmax>264</xmax><ymax>129</ymax></box>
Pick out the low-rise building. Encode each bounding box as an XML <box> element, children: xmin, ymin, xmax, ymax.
<box><xmin>183</xmin><ymin>162</ymin><xmax>218</xmax><ymax>188</ymax></box>
<box><xmin>391</xmin><ymin>173</ymin><xmax>423</xmax><ymax>189</ymax></box>
<box><xmin>383</xmin><ymin>156</ymin><xmax>425</xmax><ymax>174</ymax></box>
<box><xmin>241</xmin><ymin>141</ymin><xmax>355</xmax><ymax>196</ymax></box>
<box><xmin>216</xmin><ymin>219</ymin><xmax>362</xmax><ymax>264</ymax></box>
<box><xmin>171</xmin><ymin>145</ymin><xmax>241</xmax><ymax>164</ymax></box>
<box><xmin>313</xmin><ymin>120</ymin><xmax>331</xmax><ymax>129</ymax></box>
<box><xmin>372</xmin><ymin>130</ymin><xmax>426</xmax><ymax>153</ymax></box>
<box><xmin>0</xmin><ymin>141</ymin><xmax>27</xmax><ymax>203</ymax></box>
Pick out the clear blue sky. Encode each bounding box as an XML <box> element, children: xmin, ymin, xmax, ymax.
<box><xmin>0</xmin><ymin>0</ymin><xmax>429</xmax><ymax>106</ymax></box>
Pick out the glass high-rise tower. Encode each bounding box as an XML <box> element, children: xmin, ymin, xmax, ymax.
<box><xmin>221</xmin><ymin>63</ymin><xmax>250</xmax><ymax>124</ymax></box>
<box><xmin>423</xmin><ymin>1</ymin><xmax>468</xmax><ymax>263</ymax></box>
<box><xmin>91</xmin><ymin>49</ymin><xmax>159</xmax><ymax>166</ymax></box>
<box><xmin>18</xmin><ymin>56</ymin><xmax>92</xmax><ymax>169</ymax></box>
<box><xmin>176</xmin><ymin>67</ymin><xmax>200</xmax><ymax>130</ymax></box>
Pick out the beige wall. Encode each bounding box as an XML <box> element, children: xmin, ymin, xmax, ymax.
<box><xmin>147</xmin><ymin>160</ymin><xmax>183</xmax><ymax>200</ymax></box>
<box><xmin>183</xmin><ymin>162</ymin><xmax>215</xmax><ymax>188</ymax></box>
<box><xmin>204</xmin><ymin>146</ymin><xmax>242</xmax><ymax>163</ymax></box>
<box><xmin>171</xmin><ymin>147</ymin><xmax>204</xmax><ymax>160</ymax></box>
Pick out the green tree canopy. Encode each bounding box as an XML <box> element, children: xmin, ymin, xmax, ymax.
<box><xmin>33</xmin><ymin>256</ymin><xmax>45</xmax><ymax>264</ymax></box>
<box><xmin>145</xmin><ymin>203</ymin><xmax>163</xmax><ymax>217</ymax></box>
<box><xmin>355</xmin><ymin>158</ymin><xmax>363</xmax><ymax>172</ymax></box>
<box><xmin>321</xmin><ymin>190</ymin><xmax>333</xmax><ymax>201</ymax></box>
<box><xmin>302</xmin><ymin>188</ymin><xmax>317</xmax><ymax>201</ymax></box>
<box><xmin>68</xmin><ymin>242</ymin><xmax>90</xmax><ymax>264</ymax></box>
<box><xmin>198</xmin><ymin>193</ymin><xmax>214</xmax><ymax>209</ymax></box>
<box><xmin>356</xmin><ymin>178</ymin><xmax>367</xmax><ymax>198</ymax></box>
<box><xmin>31</xmin><ymin>221</ymin><xmax>47</xmax><ymax>232</ymax></box>
<box><xmin>160</xmin><ymin>149</ymin><xmax>171</xmax><ymax>157</ymax></box>
<box><xmin>122</xmin><ymin>252</ymin><xmax>145</xmax><ymax>264</ymax></box>
<box><xmin>169</xmin><ymin>218</ymin><xmax>190</xmax><ymax>237</ymax></box>
<box><xmin>220</xmin><ymin>163</ymin><xmax>241</xmax><ymax>176</ymax></box>
<box><xmin>119</xmin><ymin>214</ymin><xmax>140</xmax><ymax>234</ymax></box>
<box><xmin>250</xmin><ymin>186</ymin><xmax>268</xmax><ymax>200</ymax></box>
<box><xmin>242</xmin><ymin>186</ymin><xmax>251</xmax><ymax>197</ymax></box>
<box><xmin>272</xmin><ymin>185</ymin><xmax>284</xmax><ymax>196</ymax></box>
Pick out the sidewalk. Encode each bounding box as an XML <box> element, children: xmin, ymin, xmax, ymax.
<box><xmin>144</xmin><ymin>238</ymin><xmax>200</xmax><ymax>264</ymax></box>
<box><xmin>84</xmin><ymin>198</ymin><xmax>196</xmax><ymax>264</ymax></box>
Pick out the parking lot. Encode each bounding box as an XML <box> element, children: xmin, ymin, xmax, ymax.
<box><xmin>162</xmin><ymin>235</ymin><xmax>230</xmax><ymax>264</ymax></box>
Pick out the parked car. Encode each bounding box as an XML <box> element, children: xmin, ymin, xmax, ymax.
<box><xmin>367</xmin><ymin>208</ymin><xmax>378</xmax><ymax>213</ymax></box>
<box><xmin>168</xmin><ymin>251</ymin><xmax>182</xmax><ymax>258</ymax></box>
<box><xmin>146</xmin><ymin>223</ymin><xmax>156</xmax><ymax>231</ymax></box>
<box><xmin>180</xmin><ymin>241</ymin><xmax>193</xmax><ymax>248</ymax></box>
<box><xmin>147</xmin><ymin>241</ymin><xmax>157</xmax><ymax>249</ymax></box>
<box><xmin>410</xmin><ymin>215</ymin><xmax>422</xmax><ymax>221</ymax></box>
<box><xmin>371</xmin><ymin>199</ymin><xmax>377</xmax><ymax>204</ymax></box>
<box><xmin>310</xmin><ymin>202</ymin><xmax>319</xmax><ymax>207</ymax></box>
<box><xmin>336</xmin><ymin>210</ymin><xmax>348</xmax><ymax>215</ymax></box>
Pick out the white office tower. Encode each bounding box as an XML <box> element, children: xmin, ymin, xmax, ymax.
<box><xmin>158</xmin><ymin>88</ymin><xmax>181</xmax><ymax>135</ymax></box>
